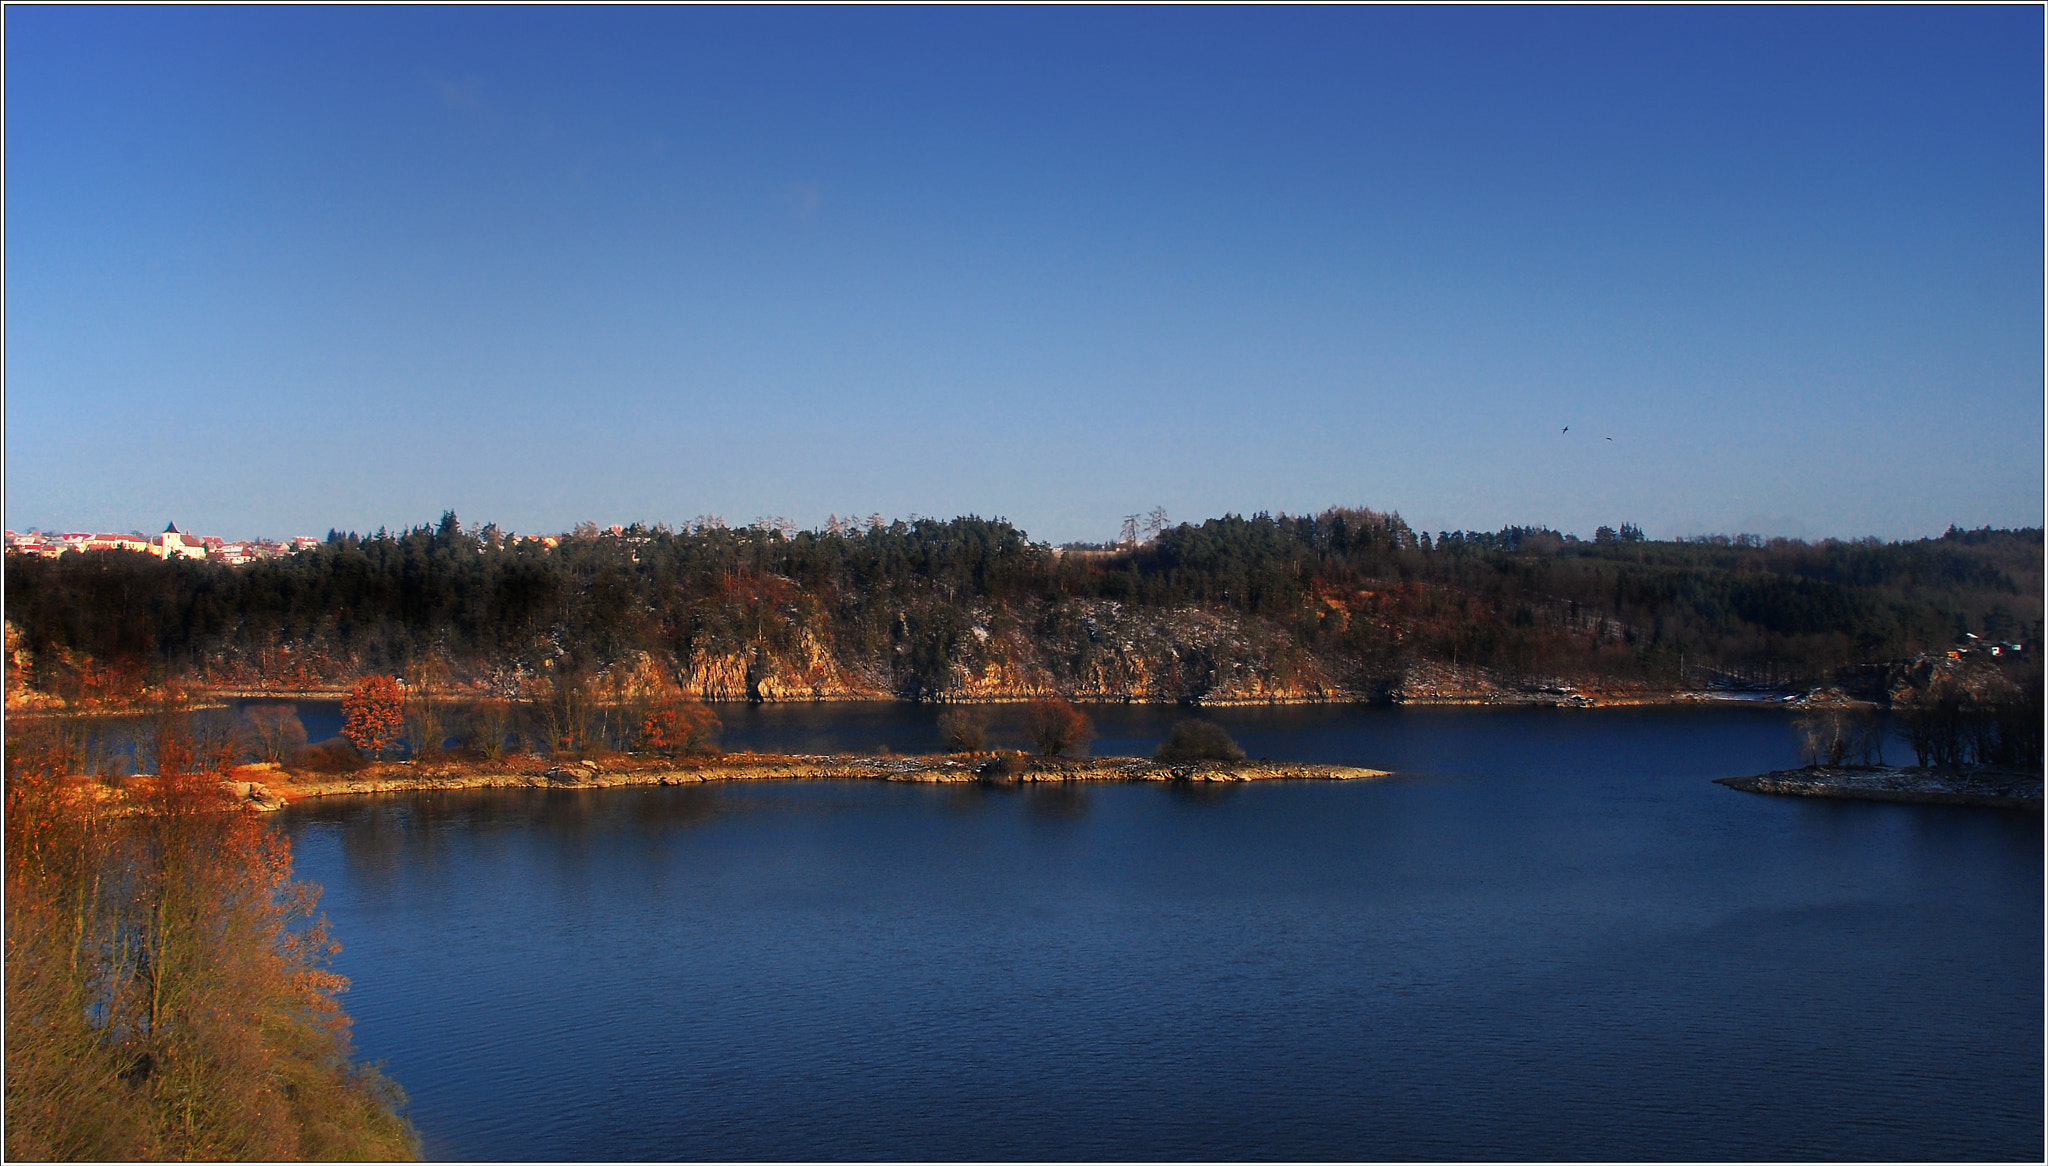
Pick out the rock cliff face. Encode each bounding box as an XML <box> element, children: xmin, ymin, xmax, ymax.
<box><xmin>685</xmin><ymin>629</ymin><xmax>892</xmax><ymax>701</ymax></box>
<box><xmin>1386</xmin><ymin>660</ymin><xmax>1582</xmax><ymax>705</ymax></box>
<box><xmin>487</xmin><ymin>597</ymin><xmax>1693</xmax><ymax>708</ymax></box>
<box><xmin>1881</xmin><ymin>652</ymin><xmax>2024</xmax><ymax>706</ymax></box>
<box><xmin>551</xmin><ymin>620</ymin><xmax>2029</xmax><ymax>709</ymax></box>
<box><xmin>18</xmin><ymin>597</ymin><xmax>1884</xmax><ymax>711</ymax></box>
<box><xmin>683</xmin><ymin>648</ymin><xmax>754</xmax><ymax>701</ymax></box>
<box><xmin>662</xmin><ymin>599</ymin><xmax>1368</xmax><ymax>705</ymax></box>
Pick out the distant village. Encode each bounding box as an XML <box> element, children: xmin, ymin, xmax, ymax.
<box><xmin>4</xmin><ymin>522</ymin><xmax>321</xmax><ymax>566</ymax></box>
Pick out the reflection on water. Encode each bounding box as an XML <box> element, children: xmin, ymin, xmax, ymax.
<box><xmin>273</xmin><ymin>707</ymin><xmax>2040</xmax><ymax>1160</ymax></box>
<box><xmin>298</xmin><ymin>786</ymin><xmax>736</xmax><ymax>898</ymax></box>
<box><xmin>1160</xmin><ymin>779</ymin><xmax>1242</xmax><ymax>805</ymax></box>
<box><xmin>47</xmin><ymin>695</ymin><xmax>1929</xmax><ymax>772</ymax></box>
<box><xmin>1022</xmin><ymin>784</ymin><xmax>1090</xmax><ymax>821</ymax></box>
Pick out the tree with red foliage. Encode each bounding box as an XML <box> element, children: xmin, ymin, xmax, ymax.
<box><xmin>638</xmin><ymin>698</ymin><xmax>721</xmax><ymax>757</ymax></box>
<box><xmin>341</xmin><ymin>676</ymin><xmax>403</xmax><ymax>760</ymax></box>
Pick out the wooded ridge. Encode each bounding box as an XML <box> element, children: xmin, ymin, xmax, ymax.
<box><xmin>6</xmin><ymin>508</ymin><xmax>2039</xmax><ymax>709</ymax></box>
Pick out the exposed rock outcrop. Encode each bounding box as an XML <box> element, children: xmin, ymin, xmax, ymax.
<box><xmin>221</xmin><ymin>779</ymin><xmax>287</xmax><ymax>812</ymax></box>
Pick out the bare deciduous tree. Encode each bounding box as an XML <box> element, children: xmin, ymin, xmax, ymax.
<box><xmin>242</xmin><ymin>704</ymin><xmax>307</xmax><ymax>764</ymax></box>
<box><xmin>1796</xmin><ymin>707</ymin><xmax>1880</xmax><ymax>767</ymax></box>
<box><xmin>403</xmin><ymin>657</ymin><xmax>446</xmax><ymax>761</ymax></box>
<box><xmin>466</xmin><ymin>698</ymin><xmax>516</xmax><ymax>760</ymax></box>
<box><xmin>936</xmin><ymin>706</ymin><xmax>987</xmax><ymax>753</ymax></box>
<box><xmin>1023</xmin><ymin>698</ymin><xmax>1092</xmax><ymax>757</ymax></box>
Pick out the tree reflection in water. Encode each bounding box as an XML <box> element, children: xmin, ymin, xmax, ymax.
<box><xmin>1024</xmin><ymin>784</ymin><xmax>1090</xmax><ymax>821</ymax></box>
<box><xmin>1163</xmin><ymin>779</ymin><xmax>1240</xmax><ymax>805</ymax></box>
<box><xmin>304</xmin><ymin>786</ymin><xmax>730</xmax><ymax>894</ymax></box>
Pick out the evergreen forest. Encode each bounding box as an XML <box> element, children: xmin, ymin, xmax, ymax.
<box><xmin>6</xmin><ymin>508</ymin><xmax>2040</xmax><ymax>706</ymax></box>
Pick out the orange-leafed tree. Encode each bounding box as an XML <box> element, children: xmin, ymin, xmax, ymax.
<box><xmin>3</xmin><ymin>717</ymin><xmax>419</xmax><ymax>1160</ymax></box>
<box><xmin>340</xmin><ymin>676</ymin><xmax>403</xmax><ymax>760</ymax></box>
<box><xmin>638</xmin><ymin>698</ymin><xmax>721</xmax><ymax>757</ymax></box>
<box><xmin>1023</xmin><ymin>698</ymin><xmax>1093</xmax><ymax>757</ymax></box>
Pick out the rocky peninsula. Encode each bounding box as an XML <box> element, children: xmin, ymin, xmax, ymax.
<box><xmin>1716</xmin><ymin>765</ymin><xmax>2042</xmax><ymax>811</ymax></box>
<box><xmin>227</xmin><ymin>753</ymin><xmax>1392</xmax><ymax>807</ymax></box>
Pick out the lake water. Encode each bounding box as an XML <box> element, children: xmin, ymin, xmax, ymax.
<box><xmin>281</xmin><ymin>705</ymin><xmax>2043</xmax><ymax>1160</ymax></box>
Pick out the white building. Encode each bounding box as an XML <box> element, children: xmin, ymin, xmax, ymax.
<box><xmin>149</xmin><ymin>522</ymin><xmax>208</xmax><ymax>561</ymax></box>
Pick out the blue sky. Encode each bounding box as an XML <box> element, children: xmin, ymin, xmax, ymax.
<box><xmin>6</xmin><ymin>7</ymin><xmax>2041</xmax><ymax>543</ymax></box>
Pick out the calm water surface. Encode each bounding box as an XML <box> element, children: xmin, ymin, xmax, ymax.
<box><xmin>282</xmin><ymin>706</ymin><xmax>2042</xmax><ymax>1160</ymax></box>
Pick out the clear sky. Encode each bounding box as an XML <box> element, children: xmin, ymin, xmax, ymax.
<box><xmin>6</xmin><ymin>6</ymin><xmax>2041</xmax><ymax>544</ymax></box>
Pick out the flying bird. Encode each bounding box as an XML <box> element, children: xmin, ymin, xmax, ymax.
<box><xmin>1606</xmin><ymin>437</ymin><xmax>1613</xmax><ymax>442</ymax></box>
<box><xmin>1562</xmin><ymin>425</ymin><xmax>1569</xmax><ymax>433</ymax></box>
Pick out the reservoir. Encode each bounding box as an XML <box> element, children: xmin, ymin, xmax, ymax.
<box><xmin>281</xmin><ymin>705</ymin><xmax>2042</xmax><ymax>1160</ymax></box>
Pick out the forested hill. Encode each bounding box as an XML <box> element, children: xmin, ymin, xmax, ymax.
<box><xmin>6</xmin><ymin>509</ymin><xmax>2041</xmax><ymax>707</ymax></box>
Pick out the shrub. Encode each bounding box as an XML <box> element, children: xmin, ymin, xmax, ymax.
<box><xmin>936</xmin><ymin>706</ymin><xmax>987</xmax><ymax>753</ymax></box>
<box><xmin>1022</xmin><ymin>698</ymin><xmax>1092</xmax><ymax>757</ymax></box>
<box><xmin>289</xmin><ymin>740</ymin><xmax>368</xmax><ymax>775</ymax></box>
<box><xmin>977</xmin><ymin>750</ymin><xmax>1026</xmax><ymax>780</ymax></box>
<box><xmin>1153</xmin><ymin>719</ymin><xmax>1246</xmax><ymax>764</ymax></box>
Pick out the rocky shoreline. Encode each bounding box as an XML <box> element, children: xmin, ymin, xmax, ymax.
<box><xmin>57</xmin><ymin>684</ymin><xmax>1811</xmax><ymax>712</ymax></box>
<box><xmin>1716</xmin><ymin>765</ymin><xmax>2042</xmax><ymax>811</ymax></box>
<box><xmin>254</xmin><ymin>754</ymin><xmax>1392</xmax><ymax>805</ymax></box>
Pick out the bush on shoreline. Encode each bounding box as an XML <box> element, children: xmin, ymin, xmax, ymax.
<box><xmin>977</xmin><ymin>750</ymin><xmax>1026</xmax><ymax>780</ymax></box>
<box><xmin>1153</xmin><ymin>719</ymin><xmax>1247</xmax><ymax>764</ymax></box>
